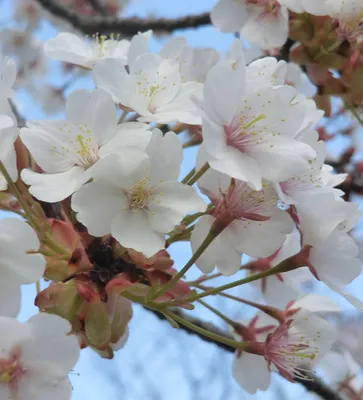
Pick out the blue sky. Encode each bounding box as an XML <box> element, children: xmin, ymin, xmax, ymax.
<box><xmin>1</xmin><ymin>0</ymin><xmax>362</xmax><ymax>399</ymax></box>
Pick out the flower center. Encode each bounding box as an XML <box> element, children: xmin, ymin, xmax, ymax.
<box><xmin>224</xmin><ymin>113</ymin><xmax>267</xmax><ymax>152</ymax></box>
<box><xmin>128</xmin><ymin>178</ymin><xmax>153</xmax><ymax>212</ymax></box>
<box><xmin>92</xmin><ymin>34</ymin><xmax>110</xmax><ymax>58</ymax></box>
<box><xmin>246</xmin><ymin>0</ymin><xmax>281</xmax><ymax>17</ymax></box>
<box><xmin>0</xmin><ymin>351</ymin><xmax>25</xmax><ymax>390</ymax></box>
<box><xmin>213</xmin><ymin>180</ymin><xmax>273</xmax><ymax>224</ymax></box>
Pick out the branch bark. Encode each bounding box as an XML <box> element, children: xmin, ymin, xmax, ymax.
<box><xmin>35</xmin><ymin>0</ymin><xmax>211</xmax><ymax>36</ymax></box>
<box><xmin>150</xmin><ymin>308</ymin><xmax>343</xmax><ymax>400</ymax></box>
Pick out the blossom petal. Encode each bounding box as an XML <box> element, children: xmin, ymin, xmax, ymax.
<box><xmin>149</xmin><ymin>181</ymin><xmax>205</xmax><ymax>233</ymax></box>
<box><xmin>146</xmin><ymin>130</ymin><xmax>182</xmax><ymax>183</ymax></box>
<box><xmin>93</xmin><ymin>58</ymin><xmax>131</xmax><ymax>105</ymax></box>
<box><xmin>232</xmin><ymin>352</ymin><xmax>271</xmax><ymax>394</ymax></box>
<box><xmin>44</xmin><ymin>32</ymin><xmax>93</xmax><ymax>67</ymax></box>
<box><xmin>111</xmin><ymin>211</ymin><xmax>165</xmax><ymax>257</ymax></box>
<box><xmin>21</xmin><ymin>166</ymin><xmax>88</xmax><ymax>202</ymax></box>
<box><xmin>24</xmin><ymin>313</ymin><xmax>80</xmax><ymax>372</ymax></box>
<box><xmin>71</xmin><ymin>181</ymin><xmax>127</xmax><ymax>237</ymax></box>
<box><xmin>190</xmin><ymin>215</ymin><xmax>220</xmax><ymax>274</ymax></box>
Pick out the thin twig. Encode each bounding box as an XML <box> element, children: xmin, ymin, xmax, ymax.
<box><xmin>35</xmin><ymin>0</ymin><xmax>211</xmax><ymax>36</ymax></box>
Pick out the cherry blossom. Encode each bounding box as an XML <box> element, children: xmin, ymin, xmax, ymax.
<box><xmin>191</xmin><ymin>165</ymin><xmax>293</xmax><ymax>275</ymax></box>
<box><xmin>211</xmin><ymin>0</ymin><xmax>289</xmax><ymax>50</ymax></box>
<box><xmin>72</xmin><ymin>129</ymin><xmax>205</xmax><ymax>257</ymax></box>
<box><xmin>262</xmin><ymin>312</ymin><xmax>336</xmax><ymax>381</ymax></box>
<box><xmin>0</xmin><ymin>218</ymin><xmax>45</xmax><ymax>317</ymax></box>
<box><xmin>93</xmin><ymin>52</ymin><xmax>203</xmax><ymax>125</ymax></box>
<box><xmin>0</xmin><ymin>313</ymin><xmax>80</xmax><ymax>399</ymax></box>
<box><xmin>44</xmin><ymin>31</ymin><xmax>151</xmax><ymax>69</ymax></box>
<box><xmin>278</xmin><ymin>0</ymin><xmax>332</xmax><ymax>15</ymax></box>
<box><xmin>159</xmin><ymin>37</ymin><xmax>220</xmax><ymax>83</ymax></box>
<box><xmin>20</xmin><ymin>88</ymin><xmax>151</xmax><ymax>202</ymax></box>
<box><xmin>202</xmin><ymin>41</ymin><xmax>316</xmax><ymax>190</ymax></box>
<box><xmin>0</xmin><ymin>52</ymin><xmax>17</xmax><ymax>100</ymax></box>
<box><xmin>233</xmin><ymin>306</ymin><xmax>336</xmax><ymax>393</ymax></box>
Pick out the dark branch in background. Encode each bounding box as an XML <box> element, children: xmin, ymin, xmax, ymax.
<box><xmin>34</xmin><ymin>0</ymin><xmax>211</xmax><ymax>36</ymax></box>
<box><xmin>150</xmin><ymin>308</ymin><xmax>343</xmax><ymax>400</ymax></box>
<box><xmin>87</xmin><ymin>0</ymin><xmax>107</xmax><ymax>16</ymax></box>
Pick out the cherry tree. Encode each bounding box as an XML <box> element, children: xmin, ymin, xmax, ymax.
<box><xmin>1</xmin><ymin>0</ymin><xmax>363</xmax><ymax>399</ymax></box>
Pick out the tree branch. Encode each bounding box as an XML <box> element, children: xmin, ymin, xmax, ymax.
<box><xmin>149</xmin><ymin>308</ymin><xmax>343</xmax><ymax>400</ymax></box>
<box><xmin>34</xmin><ymin>0</ymin><xmax>211</xmax><ymax>36</ymax></box>
<box><xmin>87</xmin><ymin>0</ymin><xmax>107</xmax><ymax>16</ymax></box>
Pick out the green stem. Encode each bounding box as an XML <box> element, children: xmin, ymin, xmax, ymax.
<box><xmin>187</xmin><ymin>162</ymin><xmax>209</xmax><ymax>186</ymax></box>
<box><xmin>197</xmin><ymin>299</ymin><xmax>237</xmax><ymax>328</ymax></box>
<box><xmin>166</xmin><ymin>225</ymin><xmax>194</xmax><ymax>245</ymax></box>
<box><xmin>181</xmin><ymin>167</ymin><xmax>196</xmax><ymax>184</ymax></box>
<box><xmin>151</xmin><ymin>226</ymin><xmax>223</xmax><ymax>301</ymax></box>
<box><xmin>163</xmin><ymin>259</ymin><xmax>296</xmax><ymax>306</ymax></box>
<box><xmin>163</xmin><ymin>310</ymin><xmax>247</xmax><ymax>350</ymax></box>
<box><xmin>0</xmin><ymin>162</ymin><xmax>39</xmax><ymax>229</ymax></box>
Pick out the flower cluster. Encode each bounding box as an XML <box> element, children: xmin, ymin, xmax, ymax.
<box><xmin>0</xmin><ymin>1</ymin><xmax>363</xmax><ymax>398</ymax></box>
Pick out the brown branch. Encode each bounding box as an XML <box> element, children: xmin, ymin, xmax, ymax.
<box><xmin>149</xmin><ymin>308</ymin><xmax>343</xmax><ymax>400</ymax></box>
<box><xmin>34</xmin><ymin>0</ymin><xmax>211</xmax><ymax>36</ymax></box>
<box><xmin>87</xmin><ymin>0</ymin><xmax>107</xmax><ymax>16</ymax></box>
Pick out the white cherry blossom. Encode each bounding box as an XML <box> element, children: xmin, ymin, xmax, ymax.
<box><xmin>0</xmin><ymin>218</ymin><xmax>45</xmax><ymax>317</ymax></box>
<box><xmin>93</xmin><ymin>53</ymin><xmax>203</xmax><ymax>124</ymax></box>
<box><xmin>0</xmin><ymin>52</ymin><xmax>17</xmax><ymax>99</ymax></box>
<box><xmin>278</xmin><ymin>0</ymin><xmax>332</xmax><ymax>15</ymax></box>
<box><xmin>202</xmin><ymin>41</ymin><xmax>316</xmax><ymax>190</ymax></box>
<box><xmin>20</xmin><ymin>89</ymin><xmax>151</xmax><ymax>202</ymax></box>
<box><xmin>72</xmin><ymin>129</ymin><xmax>205</xmax><ymax>257</ymax></box>
<box><xmin>191</xmin><ymin>164</ymin><xmax>293</xmax><ymax>275</ymax></box>
<box><xmin>44</xmin><ymin>31</ymin><xmax>151</xmax><ymax>69</ymax></box>
<box><xmin>211</xmin><ymin>0</ymin><xmax>289</xmax><ymax>50</ymax></box>
<box><xmin>159</xmin><ymin>37</ymin><xmax>220</xmax><ymax>83</ymax></box>
<box><xmin>0</xmin><ymin>313</ymin><xmax>80</xmax><ymax>399</ymax></box>
<box><xmin>233</xmin><ymin>310</ymin><xmax>336</xmax><ymax>393</ymax></box>
<box><xmin>286</xmin><ymin>63</ymin><xmax>317</xmax><ymax>97</ymax></box>
<box><xmin>276</xmin><ymin>130</ymin><xmax>346</xmax><ymax>205</ymax></box>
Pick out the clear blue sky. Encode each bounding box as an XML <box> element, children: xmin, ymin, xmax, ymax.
<box><xmin>1</xmin><ymin>0</ymin><xmax>362</xmax><ymax>399</ymax></box>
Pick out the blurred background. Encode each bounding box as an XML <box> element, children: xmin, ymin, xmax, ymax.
<box><xmin>2</xmin><ymin>0</ymin><xmax>363</xmax><ymax>399</ymax></box>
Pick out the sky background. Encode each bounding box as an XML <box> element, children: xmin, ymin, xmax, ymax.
<box><xmin>1</xmin><ymin>0</ymin><xmax>362</xmax><ymax>399</ymax></box>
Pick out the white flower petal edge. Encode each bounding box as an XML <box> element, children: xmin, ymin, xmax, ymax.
<box><xmin>72</xmin><ymin>129</ymin><xmax>206</xmax><ymax>257</ymax></box>
<box><xmin>20</xmin><ymin>88</ymin><xmax>151</xmax><ymax>202</ymax></box>
<box><xmin>0</xmin><ymin>313</ymin><xmax>80</xmax><ymax>398</ymax></box>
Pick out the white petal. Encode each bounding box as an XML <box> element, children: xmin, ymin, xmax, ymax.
<box><xmin>90</xmin><ymin>151</ymin><xmax>149</xmax><ymax>189</ymax></box>
<box><xmin>293</xmin><ymin>294</ymin><xmax>340</xmax><ymax>313</ymax></box>
<box><xmin>0</xmin><ymin>114</ymin><xmax>13</xmax><ymax>129</ymax></box>
<box><xmin>0</xmin><ymin>282</ymin><xmax>21</xmax><ymax>317</ymax></box>
<box><xmin>24</xmin><ymin>313</ymin><xmax>80</xmax><ymax>371</ymax></box>
<box><xmin>242</xmin><ymin>8</ymin><xmax>289</xmax><ymax>50</ymax></box>
<box><xmin>146</xmin><ymin>129</ymin><xmax>182</xmax><ymax>183</ymax></box>
<box><xmin>209</xmin><ymin>146</ymin><xmax>262</xmax><ymax>190</ymax></box>
<box><xmin>99</xmin><ymin>122</ymin><xmax>151</xmax><ymax>157</ymax></box>
<box><xmin>190</xmin><ymin>215</ymin><xmax>220</xmax><ymax>274</ymax></box>
<box><xmin>111</xmin><ymin>211</ymin><xmax>165</xmax><ymax>257</ymax></box>
<box><xmin>20</xmin><ymin>123</ymin><xmax>76</xmax><ymax>173</ymax></box>
<box><xmin>44</xmin><ymin>32</ymin><xmax>92</xmax><ymax>67</ymax></box>
<box><xmin>86</xmin><ymin>89</ymin><xmax>118</xmax><ymax>144</ymax></box>
<box><xmin>21</xmin><ymin>167</ymin><xmax>88</xmax><ymax>202</ymax></box>
<box><xmin>72</xmin><ymin>181</ymin><xmax>127</xmax><ymax>237</ymax></box>
<box><xmin>148</xmin><ymin>181</ymin><xmax>205</xmax><ymax>233</ymax></box>
<box><xmin>93</xmin><ymin>58</ymin><xmax>131</xmax><ymax>104</ymax></box>
<box><xmin>153</xmin><ymin>82</ymin><xmax>203</xmax><ymax>125</ymax></box>
<box><xmin>232</xmin><ymin>352</ymin><xmax>271</xmax><ymax>394</ymax></box>
<box><xmin>231</xmin><ymin>209</ymin><xmax>294</xmax><ymax>257</ymax></box>
<box><xmin>0</xmin><ymin>317</ymin><xmax>31</xmax><ymax>358</ymax></box>
<box><xmin>204</xmin><ymin>52</ymin><xmax>246</xmax><ymax>125</ymax></box>
<box><xmin>0</xmin><ymin>218</ymin><xmax>45</xmax><ymax>284</ymax></box>
<box><xmin>211</xmin><ymin>0</ymin><xmax>249</xmax><ymax>32</ymax></box>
